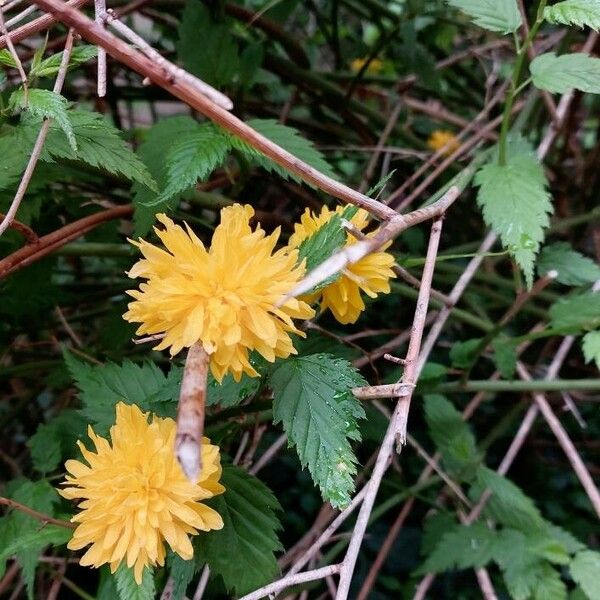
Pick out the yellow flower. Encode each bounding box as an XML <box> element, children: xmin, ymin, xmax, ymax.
<box><xmin>288</xmin><ymin>206</ymin><xmax>396</xmax><ymax>324</ymax></box>
<box><xmin>59</xmin><ymin>403</ymin><xmax>224</xmax><ymax>585</ymax></box>
<box><xmin>427</xmin><ymin>130</ymin><xmax>460</xmax><ymax>156</ymax></box>
<box><xmin>124</xmin><ymin>204</ymin><xmax>315</xmax><ymax>382</ymax></box>
<box><xmin>350</xmin><ymin>57</ymin><xmax>384</xmax><ymax>74</ymax></box>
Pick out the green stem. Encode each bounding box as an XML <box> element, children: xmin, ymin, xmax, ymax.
<box><xmin>498</xmin><ymin>0</ymin><xmax>548</xmax><ymax>165</ymax></box>
<box><xmin>434</xmin><ymin>379</ymin><xmax>600</xmax><ymax>393</ymax></box>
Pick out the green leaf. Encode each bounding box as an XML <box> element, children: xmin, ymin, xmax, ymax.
<box><xmin>421</xmin><ymin>512</ymin><xmax>458</xmax><ymax>555</ymax></box>
<box><xmin>0</xmin><ymin>129</ymin><xmax>30</xmax><ymax>191</ymax></box>
<box><xmin>570</xmin><ymin>550</ymin><xmax>600</xmax><ymax>600</ymax></box>
<box><xmin>449</xmin><ymin>338</ymin><xmax>482</xmax><ymax>368</ymax></box>
<box><xmin>168</xmin><ymin>555</ymin><xmax>197</xmax><ymax>600</ymax></box>
<box><xmin>531</xmin><ymin>53</ymin><xmax>600</xmax><ymax>93</ymax></box>
<box><xmin>207</xmin><ymin>370</ymin><xmax>262</xmax><ymax>408</ymax></box>
<box><xmin>114</xmin><ymin>564</ymin><xmax>155</xmax><ymax>600</ymax></box>
<box><xmin>538</xmin><ymin>242</ymin><xmax>600</xmax><ymax>286</ymax></box>
<box><xmin>447</xmin><ymin>0</ymin><xmax>522</xmax><ymax>33</ymax></box>
<box><xmin>544</xmin><ymin>0</ymin><xmax>600</xmax><ymax>31</ymax></box>
<box><xmin>31</xmin><ymin>45</ymin><xmax>97</xmax><ymax>78</ymax></box>
<box><xmin>132</xmin><ymin>115</ymin><xmax>198</xmax><ymax>234</ymax></box>
<box><xmin>493</xmin><ymin>529</ymin><xmax>544</xmax><ymax>600</ymax></box>
<box><xmin>582</xmin><ymin>331</ymin><xmax>600</xmax><ymax>370</ymax></box>
<box><xmin>550</xmin><ymin>292</ymin><xmax>600</xmax><ymax>332</ymax></box>
<box><xmin>418</xmin><ymin>522</ymin><xmax>497</xmax><ymax>574</ymax></box>
<box><xmin>492</xmin><ymin>338</ymin><xmax>517</xmax><ymax>379</ymax></box>
<box><xmin>63</xmin><ymin>351</ymin><xmax>181</xmax><ymax>433</ymax></box>
<box><xmin>19</xmin><ymin>110</ymin><xmax>154</xmax><ymax>187</ymax></box>
<box><xmin>0</xmin><ymin>49</ymin><xmax>17</xmax><ymax>68</ymax></box>
<box><xmin>424</xmin><ymin>394</ymin><xmax>480</xmax><ymax>481</ymax></box>
<box><xmin>229</xmin><ymin>118</ymin><xmax>337</xmax><ymax>184</ymax></box>
<box><xmin>534</xmin><ymin>564</ymin><xmax>567</xmax><ymax>600</ymax></box>
<box><xmin>270</xmin><ymin>353</ymin><xmax>366</xmax><ymax>508</ymax></box>
<box><xmin>0</xmin><ymin>479</ymin><xmax>64</xmax><ymax>597</ymax></box>
<box><xmin>196</xmin><ymin>465</ymin><xmax>282</xmax><ymax>596</ymax></box>
<box><xmin>158</xmin><ymin>123</ymin><xmax>231</xmax><ymax>204</ymax></box>
<box><xmin>475</xmin><ymin>137</ymin><xmax>553</xmax><ymax>287</ymax></box>
<box><xmin>10</xmin><ymin>88</ymin><xmax>76</xmax><ymax>151</ymax></box>
<box><xmin>27</xmin><ymin>409</ymin><xmax>88</xmax><ymax>472</ymax></box>
<box><xmin>471</xmin><ymin>467</ymin><xmax>544</xmax><ymax>531</ymax></box>
<box><xmin>296</xmin><ymin>207</ymin><xmax>357</xmax><ymax>292</ymax></box>
<box><xmin>177</xmin><ymin>1</ymin><xmax>239</xmax><ymax>88</ymax></box>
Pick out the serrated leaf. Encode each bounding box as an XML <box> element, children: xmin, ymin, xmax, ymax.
<box><xmin>570</xmin><ymin>550</ymin><xmax>600</xmax><ymax>600</ymax></box>
<box><xmin>157</xmin><ymin>124</ymin><xmax>231</xmax><ymax>204</ymax></box>
<box><xmin>449</xmin><ymin>338</ymin><xmax>482</xmax><ymax>368</ymax></box>
<box><xmin>424</xmin><ymin>394</ymin><xmax>480</xmax><ymax>481</ymax></box>
<box><xmin>582</xmin><ymin>331</ymin><xmax>600</xmax><ymax>370</ymax></box>
<box><xmin>296</xmin><ymin>208</ymin><xmax>356</xmax><ymax>292</ymax></box>
<box><xmin>270</xmin><ymin>353</ymin><xmax>366</xmax><ymax>508</ymax></box>
<box><xmin>31</xmin><ymin>45</ymin><xmax>97</xmax><ymax>78</ymax></box>
<box><xmin>168</xmin><ymin>555</ymin><xmax>197</xmax><ymax>600</ymax></box>
<box><xmin>229</xmin><ymin>118</ymin><xmax>337</xmax><ymax>184</ymax></box>
<box><xmin>418</xmin><ymin>522</ymin><xmax>497</xmax><ymax>574</ymax></box>
<box><xmin>132</xmin><ymin>115</ymin><xmax>197</xmax><ymax>235</ymax></box>
<box><xmin>550</xmin><ymin>292</ymin><xmax>600</xmax><ymax>332</ymax></box>
<box><xmin>492</xmin><ymin>338</ymin><xmax>517</xmax><ymax>379</ymax></box>
<box><xmin>475</xmin><ymin>137</ymin><xmax>553</xmax><ymax>287</ymax></box>
<box><xmin>196</xmin><ymin>465</ymin><xmax>282</xmax><ymax>596</ymax></box>
<box><xmin>63</xmin><ymin>351</ymin><xmax>181</xmax><ymax>433</ymax></box>
<box><xmin>10</xmin><ymin>88</ymin><xmax>76</xmax><ymax>151</ymax></box>
<box><xmin>27</xmin><ymin>409</ymin><xmax>88</xmax><ymax>472</ymax></box>
<box><xmin>534</xmin><ymin>563</ymin><xmax>567</xmax><ymax>600</ymax></box>
<box><xmin>114</xmin><ymin>564</ymin><xmax>155</xmax><ymax>600</ymax></box>
<box><xmin>0</xmin><ymin>49</ymin><xmax>17</xmax><ymax>68</ymax></box>
<box><xmin>421</xmin><ymin>512</ymin><xmax>458</xmax><ymax>555</ymax></box>
<box><xmin>544</xmin><ymin>0</ymin><xmax>600</xmax><ymax>30</ymax></box>
<box><xmin>538</xmin><ymin>242</ymin><xmax>600</xmax><ymax>286</ymax></box>
<box><xmin>447</xmin><ymin>0</ymin><xmax>522</xmax><ymax>33</ymax></box>
<box><xmin>20</xmin><ymin>110</ymin><xmax>155</xmax><ymax>187</ymax></box>
<box><xmin>0</xmin><ymin>129</ymin><xmax>31</xmax><ymax>190</ymax></box>
<box><xmin>531</xmin><ymin>53</ymin><xmax>600</xmax><ymax>93</ymax></box>
<box><xmin>177</xmin><ymin>2</ymin><xmax>239</xmax><ymax>88</ymax></box>
<box><xmin>471</xmin><ymin>467</ymin><xmax>544</xmax><ymax>531</ymax></box>
<box><xmin>207</xmin><ymin>369</ymin><xmax>262</xmax><ymax>408</ymax></box>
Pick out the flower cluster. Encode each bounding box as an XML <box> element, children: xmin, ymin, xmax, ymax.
<box><xmin>124</xmin><ymin>204</ymin><xmax>314</xmax><ymax>382</ymax></box>
<box><xmin>288</xmin><ymin>205</ymin><xmax>396</xmax><ymax>324</ymax></box>
<box><xmin>60</xmin><ymin>403</ymin><xmax>224</xmax><ymax>584</ymax></box>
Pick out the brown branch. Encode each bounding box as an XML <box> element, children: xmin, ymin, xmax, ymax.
<box><xmin>0</xmin><ymin>204</ymin><xmax>133</xmax><ymax>279</ymax></box>
<box><xmin>0</xmin><ymin>496</ymin><xmax>75</xmax><ymax>529</ymax></box>
<box><xmin>0</xmin><ymin>213</ymin><xmax>38</xmax><ymax>243</ymax></box>
<box><xmin>176</xmin><ymin>343</ymin><xmax>209</xmax><ymax>481</ymax></box>
<box><xmin>32</xmin><ymin>0</ymin><xmax>398</xmax><ymax>222</ymax></box>
<box><xmin>0</xmin><ymin>0</ymin><xmax>88</xmax><ymax>49</ymax></box>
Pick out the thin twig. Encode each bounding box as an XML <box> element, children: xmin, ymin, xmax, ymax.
<box><xmin>239</xmin><ymin>565</ymin><xmax>342</xmax><ymax>600</ymax></box>
<box><xmin>0</xmin><ymin>496</ymin><xmax>75</xmax><ymax>529</ymax></box>
<box><xmin>94</xmin><ymin>0</ymin><xmax>106</xmax><ymax>96</ymax></box>
<box><xmin>336</xmin><ymin>216</ymin><xmax>445</xmax><ymax>600</ymax></box>
<box><xmin>5</xmin><ymin>5</ymin><xmax>37</xmax><ymax>29</ymax></box>
<box><xmin>0</xmin><ymin>213</ymin><xmax>38</xmax><ymax>243</ymax></box>
<box><xmin>0</xmin><ymin>7</ymin><xmax>27</xmax><ymax>98</ymax></box>
<box><xmin>100</xmin><ymin>8</ymin><xmax>232</xmax><ymax>110</ymax></box>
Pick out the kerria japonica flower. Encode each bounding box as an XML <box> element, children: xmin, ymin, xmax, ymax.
<box><xmin>59</xmin><ymin>403</ymin><xmax>224</xmax><ymax>584</ymax></box>
<box><xmin>123</xmin><ymin>204</ymin><xmax>315</xmax><ymax>382</ymax></box>
<box><xmin>288</xmin><ymin>205</ymin><xmax>396</xmax><ymax>324</ymax></box>
<box><xmin>427</xmin><ymin>129</ymin><xmax>460</xmax><ymax>156</ymax></box>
